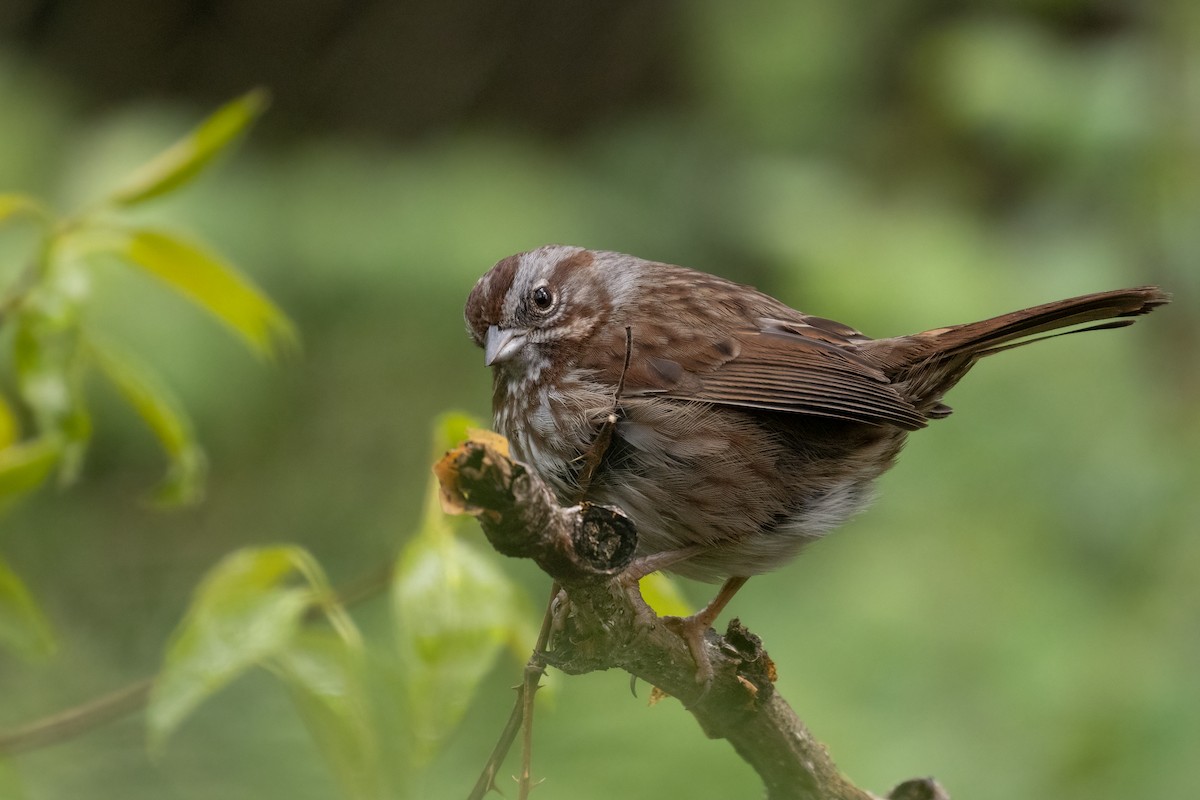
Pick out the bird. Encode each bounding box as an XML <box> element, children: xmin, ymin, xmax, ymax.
<box><xmin>465</xmin><ymin>244</ymin><xmax>1169</xmax><ymax>684</ymax></box>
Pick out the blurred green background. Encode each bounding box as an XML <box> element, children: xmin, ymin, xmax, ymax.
<box><xmin>1</xmin><ymin>1</ymin><xmax>1197</xmax><ymax>798</ymax></box>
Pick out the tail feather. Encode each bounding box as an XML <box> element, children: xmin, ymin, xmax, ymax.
<box><xmin>918</xmin><ymin>286</ymin><xmax>1169</xmax><ymax>357</ymax></box>
<box><xmin>870</xmin><ymin>286</ymin><xmax>1170</xmax><ymax>414</ymax></box>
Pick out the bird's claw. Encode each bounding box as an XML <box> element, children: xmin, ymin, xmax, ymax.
<box><xmin>662</xmin><ymin>613</ymin><xmax>716</xmax><ymax>700</ymax></box>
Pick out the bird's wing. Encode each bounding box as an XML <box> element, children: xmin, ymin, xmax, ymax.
<box><xmin>592</xmin><ymin>316</ymin><xmax>927</xmax><ymax>431</ymax></box>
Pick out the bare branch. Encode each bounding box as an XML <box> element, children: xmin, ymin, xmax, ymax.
<box><xmin>438</xmin><ymin>440</ymin><xmax>948</xmax><ymax>800</ymax></box>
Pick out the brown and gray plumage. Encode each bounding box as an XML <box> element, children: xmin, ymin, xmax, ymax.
<box><xmin>466</xmin><ymin>243</ymin><xmax>1168</xmax><ymax>690</ymax></box>
<box><xmin>466</xmin><ymin>245</ymin><xmax>1167</xmax><ymax>588</ymax></box>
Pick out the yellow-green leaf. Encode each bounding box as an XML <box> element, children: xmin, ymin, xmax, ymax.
<box><xmin>269</xmin><ymin>631</ymin><xmax>383</xmax><ymax>800</ymax></box>
<box><xmin>639</xmin><ymin>572</ymin><xmax>693</xmax><ymax>618</ymax></box>
<box><xmin>87</xmin><ymin>337</ymin><xmax>207</xmax><ymax>506</ymax></box>
<box><xmin>11</xmin><ymin>304</ymin><xmax>91</xmax><ymax>486</ymax></box>
<box><xmin>148</xmin><ymin>547</ymin><xmax>316</xmax><ymax>749</ymax></box>
<box><xmin>0</xmin><ymin>194</ymin><xmax>47</xmax><ymax>226</ymax></box>
<box><xmin>0</xmin><ymin>556</ymin><xmax>57</xmax><ymax>659</ymax></box>
<box><xmin>13</xmin><ymin>304</ymin><xmax>82</xmax><ymax>425</ymax></box>
<box><xmin>395</xmin><ymin>415</ymin><xmax>524</xmax><ymax>763</ymax></box>
<box><xmin>431</xmin><ymin>412</ymin><xmax>482</xmax><ymax>461</ymax></box>
<box><xmin>107</xmin><ymin>89</ymin><xmax>269</xmax><ymax>208</ymax></box>
<box><xmin>104</xmin><ymin>228</ymin><xmax>297</xmax><ymax>358</ymax></box>
<box><xmin>0</xmin><ymin>438</ymin><xmax>60</xmax><ymax>514</ymax></box>
<box><xmin>393</xmin><ymin>528</ymin><xmax>520</xmax><ymax>765</ymax></box>
<box><xmin>0</xmin><ymin>393</ymin><xmax>18</xmax><ymax>450</ymax></box>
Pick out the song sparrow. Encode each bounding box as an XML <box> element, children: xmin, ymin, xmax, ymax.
<box><xmin>465</xmin><ymin>244</ymin><xmax>1168</xmax><ymax>682</ymax></box>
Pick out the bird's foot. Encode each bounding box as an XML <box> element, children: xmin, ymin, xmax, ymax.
<box><xmin>663</xmin><ymin>576</ymin><xmax>750</xmax><ymax>697</ymax></box>
<box><xmin>661</xmin><ymin>612</ymin><xmax>718</xmax><ymax>691</ymax></box>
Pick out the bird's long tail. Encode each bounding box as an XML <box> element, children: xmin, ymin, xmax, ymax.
<box><xmin>873</xmin><ymin>286</ymin><xmax>1170</xmax><ymax>416</ymax></box>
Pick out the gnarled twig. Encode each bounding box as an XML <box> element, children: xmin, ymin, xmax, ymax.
<box><xmin>437</xmin><ymin>439</ymin><xmax>949</xmax><ymax>800</ymax></box>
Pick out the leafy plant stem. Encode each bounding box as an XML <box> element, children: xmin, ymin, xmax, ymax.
<box><xmin>0</xmin><ymin>560</ymin><xmax>395</xmax><ymax>757</ymax></box>
<box><xmin>0</xmin><ymin>222</ymin><xmax>54</xmax><ymax>319</ymax></box>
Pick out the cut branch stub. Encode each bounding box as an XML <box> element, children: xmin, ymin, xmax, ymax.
<box><xmin>887</xmin><ymin>778</ymin><xmax>951</xmax><ymax>800</ymax></box>
<box><xmin>434</xmin><ymin>439</ymin><xmax>637</xmax><ymax>580</ymax></box>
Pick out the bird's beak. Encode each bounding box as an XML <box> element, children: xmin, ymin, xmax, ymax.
<box><xmin>484</xmin><ymin>325</ymin><xmax>528</xmax><ymax>366</ymax></box>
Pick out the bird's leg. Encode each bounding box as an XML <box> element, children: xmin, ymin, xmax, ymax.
<box><xmin>623</xmin><ymin>549</ymin><xmax>750</xmax><ymax>691</ymax></box>
<box><xmin>574</xmin><ymin>326</ymin><xmax>747</xmax><ymax>690</ymax></box>
<box><xmin>662</xmin><ymin>576</ymin><xmax>750</xmax><ymax>690</ymax></box>
<box><xmin>623</xmin><ymin>546</ymin><xmax>707</xmax><ymax>582</ymax></box>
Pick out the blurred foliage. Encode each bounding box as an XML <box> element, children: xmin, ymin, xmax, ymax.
<box><xmin>0</xmin><ymin>2</ymin><xmax>1197</xmax><ymax>800</ymax></box>
<box><xmin>0</xmin><ymin>88</ymin><xmax>286</xmax><ymax>511</ymax></box>
<box><xmin>0</xmin><ymin>556</ymin><xmax>54</xmax><ymax>659</ymax></box>
<box><xmin>150</xmin><ymin>545</ymin><xmax>377</xmax><ymax>798</ymax></box>
<box><xmin>392</xmin><ymin>413</ymin><xmax>529</xmax><ymax>769</ymax></box>
<box><xmin>0</xmin><ymin>92</ymin><xmax>297</xmax><ymax>688</ymax></box>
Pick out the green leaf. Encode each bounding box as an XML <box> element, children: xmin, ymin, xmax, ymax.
<box><xmin>11</xmin><ymin>297</ymin><xmax>91</xmax><ymax>486</ymax></box>
<box><xmin>0</xmin><ymin>438</ymin><xmax>60</xmax><ymax>514</ymax></box>
<box><xmin>0</xmin><ymin>393</ymin><xmax>19</xmax><ymax>450</ymax></box>
<box><xmin>148</xmin><ymin>547</ymin><xmax>316</xmax><ymax>749</ymax></box>
<box><xmin>0</xmin><ymin>194</ymin><xmax>46</xmax><ymax>226</ymax></box>
<box><xmin>87</xmin><ymin>337</ymin><xmax>207</xmax><ymax>506</ymax></box>
<box><xmin>392</xmin><ymin>415</ymin><xmax>525</xmax><ymax>763</ymax></box>
<box><xmin>392</xmin><ymin>527</ymin><xmax>520</xmax><ymax>765</ymax></box>
<box><xmin>638</xmin><ymin>572</ymin><xmax>693</xmax><ymax>618</ymax></box>
<box><xmin>106</xmin><ymin>89</ymin><xmax>269</xmax><ymax>208</ymax></box>
<box><xmin>100</xmin><ymin>228</ymin><xmax>297</xmax><ymax>358</ymax></box>
<box><xmin>431</xmin><ymin>411</ymin><xmax>481</xmax><ymax>460</ymax></box>
<box><xmin>269</xmin><ymin>632</ymin><xmax>384</xmax><ymax>800</ymax></box>
<box><xmin>0</xmin><ymin>556</ymin><xmax>57</xmax><ymax>659</ymax></box>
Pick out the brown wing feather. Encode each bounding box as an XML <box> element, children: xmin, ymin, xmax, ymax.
<box><xmin>598</xmin><ymin>319</ymin><xmax>928</xmax><ymax>431</ymax></box>
<box><xmin>656</xmin><ymin>330</ymin><xmax>926</xmax><ymax>429</ymax></box>
<box><xmin>571</xmin><ymin>260</ymin><xmax>1166</xmax><ymax>434</ymax></box>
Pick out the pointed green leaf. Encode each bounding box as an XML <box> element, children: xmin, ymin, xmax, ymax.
<box><xmin>269</xmin><ymin>631</ymin><xmax>383</xmax><ymax>800</ymax></box>
<box><xmin>103</xmin><ymin>228</ymin><xmax>297</xmax><ymax>358</ymax></box>
<box><xmin>107</xmin><ymin>89</ymin><xmax>269</xmax><ymax>208</ymax></box>
<box><xmin>393</xmin><ymin>525</ymin><xmax>520</xmax><ymax>765</ymax></box>
<box><xmin>0</xmin><ymin>556</ymin><xmax>57</xmax><ymax>659</ymax></box>
<box><xmin>393</xmin><ymin>416</ymin><xmax>525</xmax><ymax>762</ymax></box>
<box><xmin>148</xmin><ymin>547</ymin><xmax>315</xmax><ymax>748</ymax></box>
<box><xmin>0</xmin><ymin>438</ymin><xmax>60</xmax><ymax>514</ymax></box>
<box><xmin>0</xmin><ymin>194</ymin><xmax>47</xmax><ymax>226</ymax></box>
<box><xmin>87</xmin><ymin>337</ymin><xmax>207</xmax><ymax>506</ymax></box>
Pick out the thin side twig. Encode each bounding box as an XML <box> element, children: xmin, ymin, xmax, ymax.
<box><xmin>468</xmin><ymin>581</ymin><xmax>557</xmax><ymax>800</ymax></box>
<box><xmin>0</xmin><ymin>679</ymin><xmax>153</xmax><ymax>756</ymax></box>
<box><xmin>519</xmin><ymin>582</ymin><xmax>557</xmax><ymax>799</ymax></box>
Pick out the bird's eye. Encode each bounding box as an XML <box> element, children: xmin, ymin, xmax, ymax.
<box><xmin>531</xmin><ymin>285</ymin><xmax>554</xmax><ymax>311</ymax></box>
